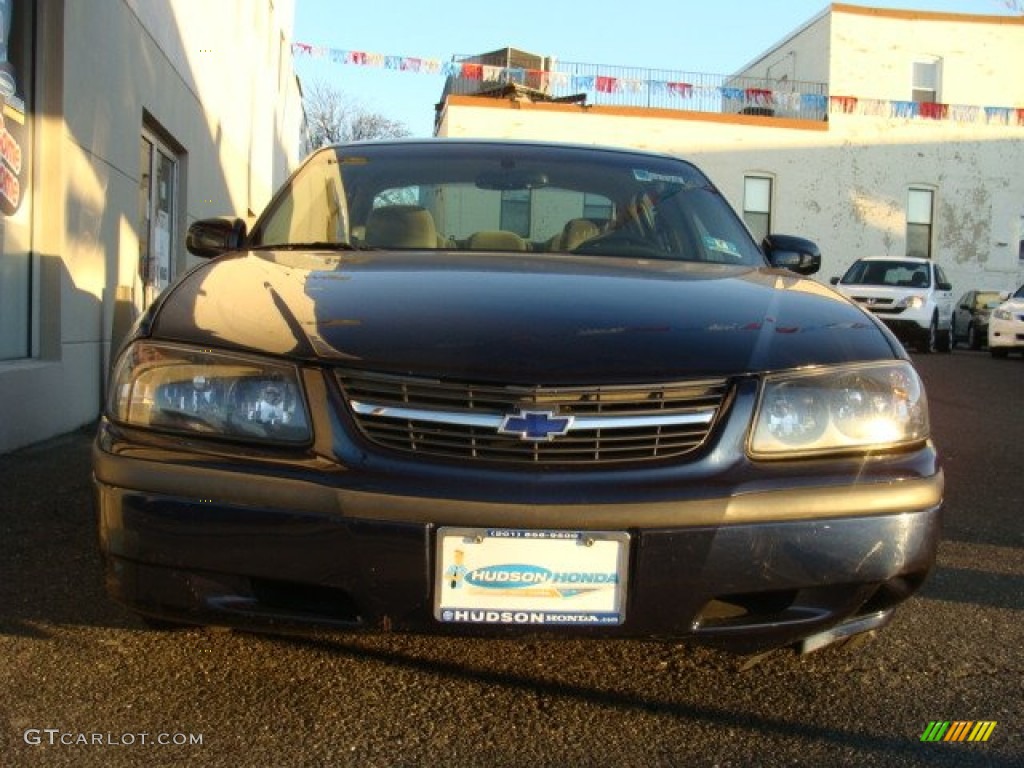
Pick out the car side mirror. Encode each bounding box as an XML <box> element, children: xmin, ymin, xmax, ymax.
<box><xmin>762</xmin><ymin>234</ymin><xmax>821</xmax><ymax>276</ymax></box>
<box><xmin>829</xmin><ymin>276</ymin><xmax>840</xmax><ymax>285</ymax></box>
<box><xmin>186</xmin><ymin>217</ymin><xmax>247</xmax><ymax>258</ymax></box>
<box><xmin>937</xmin><ymin>282</ymin><xmax>952</xmax><ymax>292</ymax></box>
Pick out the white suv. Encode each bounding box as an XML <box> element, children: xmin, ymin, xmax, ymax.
<box><xmin>830</xmin><ymin>257</ymin><xmax>955</xmax><ymax>353</ymax></box>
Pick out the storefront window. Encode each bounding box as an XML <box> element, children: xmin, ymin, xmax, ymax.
<box><xmin>0</xmin><ymin>0</ymin><xmax>33</xmax><ymax>361</ymax></box>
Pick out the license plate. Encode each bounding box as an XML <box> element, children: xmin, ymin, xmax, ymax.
<box><xmin>434</xmin><ymin>527</ymin><xmax>629</xmax><ymax>626</ymax></box>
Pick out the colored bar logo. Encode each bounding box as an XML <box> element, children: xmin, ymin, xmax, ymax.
<box><xmin>920</xmin><ymin>721</ymin><xmax>997</xmax><ymax>742</ymax></box>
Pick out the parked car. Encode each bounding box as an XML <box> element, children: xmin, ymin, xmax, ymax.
<box><xmin>830</xmin><ymin>256</ymin><xmax>954</xmax><ymax>353</ymax></box>
<box><xmin>952</xmin><ymin>289</ymin><xmax>1005</xmax><ymax>349</ymax></box>
<box><xmin>95</xmin><ymin>139</ymin><xmax>942</xmax><ymax>655</ymax></box>
<box><xmin>988</xmin><ymin>284</ymin><xmax>1024</xmax><ymax>358</ymax></box>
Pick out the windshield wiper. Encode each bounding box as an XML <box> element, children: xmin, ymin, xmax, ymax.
<box><xmin>249</xmin><ymin>242</ymin><xmax>374</xmax><ymax>252</ymax></box>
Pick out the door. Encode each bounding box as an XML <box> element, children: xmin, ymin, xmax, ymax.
<box><xmin>138</xmin><ymin>131</ymin><xmax>177</xmax><ymax>308</ymax></box>
<box><xmin>933</xmin><ymin>264</ymin><xmax>955</xmax><ymax>331</ymax></box>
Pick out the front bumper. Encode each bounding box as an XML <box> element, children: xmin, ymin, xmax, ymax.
<box><xmin>95</xmin><ymin>427</ymin><xmax>943</xmax><ymax>652</ymax></box>
<box><xmin>988</xmin><ymin>316</ymin><xmax>1024</xmax><ymax>350</ymax></box>
<box><xmin>875</xmin><ymin>317</ymin><xmax>929</xmax><ymax>344</ymax></box>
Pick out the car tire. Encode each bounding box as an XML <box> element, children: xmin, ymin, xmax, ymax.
<box><xmin>968</xmin><ymin>323</ymin><xmax>983</xmax><ymax>350</ymax></box>
<box><xmin>920</xmin><ymin>317</ymin><xmax>938</xmax><ymax>354</ymax></box>
<box><xmin>938</xmin><ymin>327</ymin><xmax>953</xmax><ymax>354</ymax></box>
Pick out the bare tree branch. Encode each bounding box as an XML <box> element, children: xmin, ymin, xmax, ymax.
<box><xmin>302</xmin><ymin>80</ymin><xmax>411</xmax><ymax>153</ymax></box>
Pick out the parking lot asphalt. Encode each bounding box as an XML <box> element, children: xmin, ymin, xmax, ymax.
<box><xmin>0</xmin><ymin>350</ymin><xmax>1021</xmax><ymax>767</ymax></box>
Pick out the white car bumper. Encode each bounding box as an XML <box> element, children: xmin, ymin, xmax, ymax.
<box><xmin>988</xmin><ymin>305</ymin><xmax>1024</xmax><ymax>350</ymax></box>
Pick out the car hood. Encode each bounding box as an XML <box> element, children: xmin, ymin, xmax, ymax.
<box><xmin>149</xmin><ymin>250</ymin><xmax>897</xmax><ymax>384</ymax></box>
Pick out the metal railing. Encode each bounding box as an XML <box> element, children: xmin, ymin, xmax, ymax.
<box><xmin>444</xmin><ymin>54</ymin><xmax>829</xmax><ymax>122</ymax></box>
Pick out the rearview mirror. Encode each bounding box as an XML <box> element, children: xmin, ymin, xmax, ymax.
<box><xmin>476</xmin><ymin>169</ymin><xmax>549</xmax><ymax>191</ymax></box>
<box><xmin>762</xmin><ymin>234</ymin><xmax>821</xmax><ymax>276</ymax></box>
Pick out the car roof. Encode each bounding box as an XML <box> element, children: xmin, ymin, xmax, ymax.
<box><xmin>327</xmin><ymin>136</ymin><xmax>687</xmax><ymax>164</ymax></box>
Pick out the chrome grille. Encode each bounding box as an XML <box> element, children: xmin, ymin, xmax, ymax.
<box><xmin>853</xmin><ymin>297</ymin><xmax>903</xmax><ymax>315</ymax></box>
<box><xmin>336</xmin><ymin>370</ymin><xmax>730</xmax><ymax>465</ymax></box>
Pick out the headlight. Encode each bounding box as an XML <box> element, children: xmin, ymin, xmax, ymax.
<box><xmin>993</xmin><ymin>309</ymin><xmax>1011</xmax><ymax>321</ymax></box>
<box><xmin>750</xmin><ymin>362</ymin><xmax>928</xmax><ymax>457</ymax></box>
<box><xmin>109</xmin><ymin>342</ymin><xmax>311</xmax><ymax>443</ymax></box>
<box><xmin>896</xmin><ymin>295</ymin><xmax>925</xmax><ymax>310</ymax></box>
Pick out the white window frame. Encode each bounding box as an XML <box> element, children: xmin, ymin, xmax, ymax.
<box><xmin>743</xmin><ymin>175</ymin><xmax>773</xmax><ymax>243</ymax></box>
<box><xmin>912</xmin><ymin>58</ymin><xmax>941</xmax><ymax>104</ymax></box>
<box><xmin>907</xmin><ymin>187</ymin><xmax>935</xmax><ymax>259</ymax></box>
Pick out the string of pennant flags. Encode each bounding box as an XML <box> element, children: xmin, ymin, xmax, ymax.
<box><xmin>291</xmin><ymin>43</ymin><xmax>825</xmax><ymax>103</ymax></box>
<box><xmin>828</xmin><ymin>96</ymin><xmax>1024</xmax><ymax>126</ymax></box>
<box><xmin>292</xmin><ymin>43</ymin><xmax>1024</xmax><ymax>128</ymax></box>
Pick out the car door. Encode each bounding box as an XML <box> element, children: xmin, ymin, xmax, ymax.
<box><xmin>933</xmin><ymin>264</ymin><xmax>956</xmax><ymax>330</ymax></box>
<box><xmin>953</xmin><ymin>291</ymin><xmax>975</xmax><ymax>339</ymax></box>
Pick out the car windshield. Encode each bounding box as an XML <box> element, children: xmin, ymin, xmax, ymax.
<box><xmin>841</xmin><ymin>260</ymin><xmax>930</xmax><ymax>288</ymax></box>
<box><xmin>974</xmin><ymin>291</ymin><xmax>1003</xmax><ymax>309</ymax></box>
<box><xmin>249</xmin><ymin>141</ymin><xmax>765</xmax><ymax>266</ymax></box>
<box><xmin>1014</xmin><ymin>284</ymin><xmax>1024</xmax><ymax>300</ymax></box>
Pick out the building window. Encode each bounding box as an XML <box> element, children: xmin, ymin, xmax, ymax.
<box><xmin>907</xmin><ymin>188</ymin><xmax>934</xmax><ymax>258</ymax></box>
<box><xmin>0</xmin><ymin>0</ymin><xmax>35</xmax><ymax>361</ymax></box>
<box><xmin>912</xmin><ymin>59</ymin><xmax>940</xmax><ymax>104</ymax></box>
<box><xmin>500</xmin><ymin>189</ymin><xmax>530</xmax><ymax>237</ymax></box>
<box><xmin>583</xmin><ymin>193</ymin><xmax>613</xmax><ymax>224</ymax></box>
<box><xmin>743</xmin><ymin>176</ymin><xmax>773</xmax><ymax>243</ymax></box>
<box><xmin>138</xmin><ymin>129</ymin><xmax>180</xmax><ymax>307</ymax></box>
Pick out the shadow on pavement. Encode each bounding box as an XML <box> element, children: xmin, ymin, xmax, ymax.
<box><xmin>0</xmin><ymin>425</ymin><xmax>133</xmax><ymax>637</ymax></box>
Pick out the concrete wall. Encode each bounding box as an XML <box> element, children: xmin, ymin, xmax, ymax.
<box><xmin>0</xmin><ymin>0</ymin><xmax>302</xmax><ymax>453</ymax></box>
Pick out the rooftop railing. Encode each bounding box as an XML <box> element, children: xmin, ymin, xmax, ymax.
<box><xmin>444</xmin><ymin>53</ymin><xmax>830</xmax><ymax>122</ymax></box>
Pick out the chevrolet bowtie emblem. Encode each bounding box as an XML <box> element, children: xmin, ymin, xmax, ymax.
<box><xmin>497</xmin><ymin>409</ymin><xmax>574</xmax><ymax>441</ymax></box>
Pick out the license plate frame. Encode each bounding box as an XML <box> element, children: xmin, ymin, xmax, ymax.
<box><xmin>434</xmin><ymin>527</ymin><xmax>630</xmax><ymax>627</ymax></box>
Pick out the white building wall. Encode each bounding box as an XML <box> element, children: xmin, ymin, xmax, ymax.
<box><xmin>736</xmin><ymin>5</ymin><xmax>1024</xmax><ymax>107</ymax></box>
<box><xmin>827</xmin><ymin>6</ymin><xmax>1024</xmax><ymax>106</ymax></box>
<box><xmin>0</xmin><ymin>0</ymin><xmax>301</xmax><ymax>453</ymax></box>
